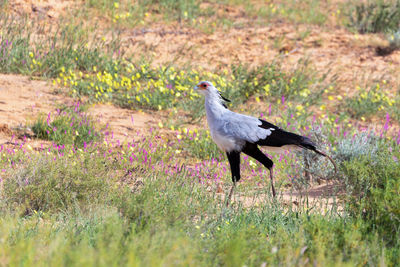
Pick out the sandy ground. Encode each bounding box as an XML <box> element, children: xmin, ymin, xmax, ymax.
<box><xmin>89</xmin><ymin>103</ymin><xmax>157</xmax><ymax>142</ymax></box>
<box><xmin>0</xmin><ymin>74</ymin><xmax>65</xmax><ymax>145</ymax></box>
<box><xmin>124</xmin><ymin>21</ymin><xmax>400</xmax><ymax>95</ymax></box>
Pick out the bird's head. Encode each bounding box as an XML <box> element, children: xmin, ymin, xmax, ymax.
<box><xmin>194</xmin><ymin>81</ymin><xmax>216</xmax><ymax>96</ymax></box>
<box><xmin>194</xmin><ymin>81</ymin><xmax>231</xmax><ymax>104</ymax></box>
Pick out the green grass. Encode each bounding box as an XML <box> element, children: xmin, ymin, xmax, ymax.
<box><xmin>0</xmin><ymin>14</ymin><xmax>120</xmax><ymax>77</ymax></box>
<box><xmin>181</xmin><ymin>129</ymin><xmax>221</xmax><ymax>160</ymax></box>
<box><xmin>82</xmin><ymin>0</ymin><xmax>210</xmax><ymax>27</ymax></box>
<box><xmin>1</xmin><ymin>145</ymin><xmax>399</xmax><ymax>266</ymax></box>
<box><xmin>0</xmin><ymin>0</ymin><xmax>7</xmax><ymax>9</ymax></box>
<box><xmin>343</xmin><ymin>83</ymin><xmax>395</xmax><ymax>119</ymax></box>
<box><xmin>1</xmin><ymin>117</ymin><xmax>400</xmax><ymax>265</ymax></box>
<box><xmin>346</xmin><ymin>0</ymin><xmax>400</xmax><ymax>33</ymax></box>
<box><xmin>0</xmin><ymin>210</ymin><xmax>388</xmax><ymax>266</ymax></box>
<box><xmin>342</xmin><ymin>145</ymin><xmax>400</xmax><ymax>244</ymax></box>
<box><xmin>239</xmin><ymin>0</ymin><xmax>328</xmax><ymax>26</ymax></box>
<box><xmin>2</xmin><ymin>152</ymin><xmax>113</xmax><ymax>216</ymax></box>
<box><xmin>31</xmin><ymin>103</ymin><xmax>102</xmax><ymax>146</ymax></box>
<box><xmin>228</xmin><ymin>59</ymin><xmax>327</xmax><ymax>103</ymax></box>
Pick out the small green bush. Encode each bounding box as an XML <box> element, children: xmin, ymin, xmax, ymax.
<box><xmin>342</xmin><ymin>144</ymin><xmax>400</xmax><ymax>246</ymax></box>
<box><xmin>31</xmin><ymin>103</ymin><xmax>101</xmax><ymax>146</ymax></box>
<box><xmin>347</xmin><ymin>0</ymin><xmax>400</xmax><ymax>33</ymax></box>
<box><xmin>229</xmin><ymin>59</ymin><xmax>326</xmax><ymax>104</ymax></box>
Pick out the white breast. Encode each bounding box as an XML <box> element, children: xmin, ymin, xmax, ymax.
<box><xmin>210</xmin><ymin>131</ymin><xmax>241</xmax><ymax>152</ymax></box>
<box><xmin>204</xmin><ymin>94</ymin><xmax>246</xmax><ymax>152</ymax></box>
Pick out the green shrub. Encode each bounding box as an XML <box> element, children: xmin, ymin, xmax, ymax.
<box><xmin>31</xmin><ymin>103</ymin><xmax>102</xmax><ymax>146</ymax></box>
<box><xmin>342</xmin><ymin>144</ymin><xmax>400</xmax><ymax>246</ymax></box>
<box><xmin>229</xmin><ymin>59</ymin><xmax>326</xmax><ymax>104</ymax></box>
<box><xmin>347</xmin><ymin>0</ymin><xmax>400</xmax><ymax>33</ymax></box>
<box><xmin>2</xmin><ymin>152</ymin><xmax>114</xmax><ymax>215</ymax></box>
<box><xmin>334</xmin><ymin>132</ymin><xmax>381</xmax><ymax>162</ymax></box>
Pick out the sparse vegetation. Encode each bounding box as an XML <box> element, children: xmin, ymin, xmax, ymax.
<box><xmin>343</xmin><ymin>83</ymin><xmax>395</xmax><ymax>119</ymax></box>
<box><xmin>31</xmin><ymin>103</ymin><xmax>102</xmax><ymax>146</ymax></box>
<box><xmin>0</xmin><ymin>14</ymin><xmax>120</xmax><ymax>77</ymax></box>
<box><xmin>347</xmin><ymin>0</ymin><xmax>400</xmax><ymax>33</ymax></box>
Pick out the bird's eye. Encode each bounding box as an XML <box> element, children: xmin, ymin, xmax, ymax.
<box><xmin>202</xmin><ymin>84</ymin><xmax>207</xmax><ymax>88</ymax></box>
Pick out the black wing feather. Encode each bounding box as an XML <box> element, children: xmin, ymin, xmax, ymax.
<box><xmin>256</xmin><ymin>119</ymin><xmax>317</xmax><ymax>150</ymax></box>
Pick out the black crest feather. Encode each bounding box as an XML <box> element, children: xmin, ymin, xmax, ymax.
<box><xmin>218</xmin><ymin>91</ymin><xmax>231</xmax><ymax>102</ymax></box>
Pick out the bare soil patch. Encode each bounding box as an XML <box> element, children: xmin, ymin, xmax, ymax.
<box><xmin>9</xmin><ymin>0</ymin><xmax>76</xmax><ymax>19</ymax></box>
<box><xmin>0</xmin><ymin>74</ymin><xmax>65</xmax><ymax>145</ymax></box>
<box><xmin>213</xmin><ymin>182</ymin><xmax>343</xmax><ymax>211</ymax></box>
<box><xmin>125</xmin><ymin>22</ymin><xmax>400</xmax><ymax>93</ymax></box>
<box><xmin>88</xmin><ymin>104</ymin><xmax>158</xmax><ymax>142</ymax></box>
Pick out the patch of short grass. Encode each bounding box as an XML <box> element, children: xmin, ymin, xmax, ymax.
<box><xmin>31</xmin><ymin>103</ymin><xmax>102</xmax><ymax>146</ymax></box>
<box><xmin>181</xmin><ymin>129</ymin><xmax>221</xmax><ymax>160</ymax></box>
<box><xmin>343</xmin><ymin>83</ymin><xmax>396</xmax><ymax>119</ymax></box>
<box><xmin>2</xmin><ymin>153</ymin><xmax>113</xmax><ymax>216</ymax></box>
<box><xmin>240</xmin><ymin>0</ymin><xmax>328</xmax><ymax>26</ymax></box>
<box><xmin>0</xmin><ymin>14</ymin><xmax>119</xmax><ymax>77</ymax></box>
<box><xmin>0</xmin><ymin>0</ymin><xmax>8</xmax><ymax>9</ymax></box>
<box><xmin>83</xmin><ymin>0</ymin><xmax>209</xmax><ymax>27</ymax></box>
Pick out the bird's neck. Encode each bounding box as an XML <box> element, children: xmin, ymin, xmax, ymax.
<box><xmin>204</xmin><ymin>93</ymin><xmax>227</xmax><ymax>119</ymax></box>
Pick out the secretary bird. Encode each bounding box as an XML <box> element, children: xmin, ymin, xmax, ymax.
<box><xmin>194</xmin><ymin>81</ymin><xmax>336</xmax><ymax>204</ymax></box>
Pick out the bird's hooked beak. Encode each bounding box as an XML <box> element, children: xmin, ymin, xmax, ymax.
<box><xmin>194</xmin><ymin>85</ymin><xmax>199</xmax><ymax>91</ymax></box>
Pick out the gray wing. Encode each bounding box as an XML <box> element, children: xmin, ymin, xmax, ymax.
<box><xmin>219</xmin><ymin>112</ymin><xmax>275</xmax><ymax>143</ymax></box>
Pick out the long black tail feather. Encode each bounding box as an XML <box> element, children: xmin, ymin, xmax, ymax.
<box><xmin>257</xmin><ymin>119</ymin><xmax>337</xmax><ymax>175</ymax></box>
<box><xmin>312</xmin><ymin>148</ymin><xmax>337</xmax><ymax>175</ymax></box>
<box><xmin>299</xmin><ymin>136</ymin><xmax>337</xmax><ymax>175</ymax></box>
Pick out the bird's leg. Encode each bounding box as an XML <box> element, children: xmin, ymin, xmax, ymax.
<box><xmin>242</xmin><ymin>143</ymin><xmax>277</xmax><ymax>198</ymax></box>
<box><xmin>269</xmin><ymin>168</ymin><xmax>276</xmax><ymax>198</ymax></box>
<box><xmin>227</xmin><ymin>182</ymin><xmax>236</xmax><ymax>206</ymax></box>
<box><xmin>226</xmin><ymin>151</ymin><xmax>241</xmax><ymax>207</ymax></box>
